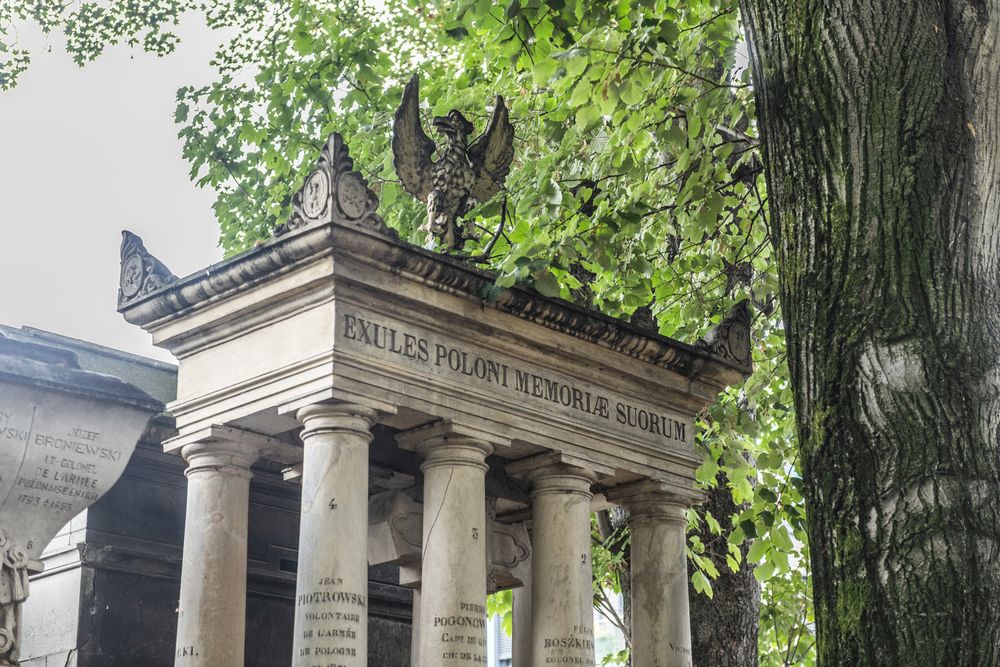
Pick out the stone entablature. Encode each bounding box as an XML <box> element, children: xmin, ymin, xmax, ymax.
<box><xmin>119</xmin><ymin>217</ymin><xmax>748</xmax><ymax>491</ymax></box>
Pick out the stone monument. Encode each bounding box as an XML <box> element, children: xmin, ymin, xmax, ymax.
<box><xmin>0</xmin><ymin>333</ymin><xmax>163</xmax><ymax>665</ymax></box>
<box><xmin>118</xmin><ymin>128</ymin><xmax>751</xmax><ymax>667</ymax></box>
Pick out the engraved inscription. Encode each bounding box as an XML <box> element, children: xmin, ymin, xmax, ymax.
<box><xmin>295</xmin><ymin>576</ymin><xmax>366</xmax><ymax>667</ymax></box>
<box><xmin>12</xmin><ymin>426</ymin><xmax>109</xmax><ymax>509</ymax></box>
<box><xmin>669</xmin><ymin>642</ymin><xmax>692</xmax><ymax>656</ymax></box>
<box><xmin>1</xmin><ymin>408</ymin><xmax>114</xmax><ymax>516</ymax></box>
<box><xmin>433</xmin><ymin>602</ymin><xmax>487</xmax><ymax>664</ymax></box>
<box><xmin>0</xmin><ymin>390</ymin><xmax>150</xmax><ymax>565</ymax></box>
<box><xmin>340</xmin><ymin>312</ymin><xmax>689</xmax><ymax>445</ymax></box>
<box><xmin>175</xmin><ymin>645</ymin><xmax>200</xmax><ymax>659</ymax></box>
<box><xmin>542</xmin><ymin>624</ymin><xmax>595</xmax><ymax>665</ymax></box>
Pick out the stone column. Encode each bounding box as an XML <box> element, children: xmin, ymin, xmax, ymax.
<box><xmin>174</xmin><ymin>441</ymin><xmax>255</xmax><ymax>667</ymax></box>
<box><xmin>291</xmin><ymin>402</ymin><xmax>378</xmax><ymax>667</ymax></box>
<box><xmin>610</xmin><ymin>482</ymin><xmax>701</xmax><ymax>667</ymax></box>
<box><xmin>512</xmin><ymin>459</ymin><xmax>598</xmax><ymax>667</ymax></box>
<box><xmin>398</xmin><ymin>423</ymin><xmax>493</xmax><ymax>667</ymax></box>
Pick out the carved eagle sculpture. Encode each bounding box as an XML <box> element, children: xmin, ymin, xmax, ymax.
<box><xmin>392</xmin><ymin>75</ymin><xmax>515</xmax><ymax>250</ymax></box>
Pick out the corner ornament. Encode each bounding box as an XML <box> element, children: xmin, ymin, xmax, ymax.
<box><xmin>697</xmin><ymin>300</ymin><xmax>753</xmax><ymax>372</ymax></box>
<box><xmin>118</xmin><ymin>231</ymin><xmax>177</xmax><ymax>309</ymax></box>
<box><xmin>274</xmin><ymin>132</ymin><xmax>395</xmax><ymax>238</ymax></box>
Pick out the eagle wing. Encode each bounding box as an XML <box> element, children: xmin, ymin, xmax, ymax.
<box><xmin>467</xmin><ymin>95</ymin><xmax>514</xmax><ymax>202</ymax></box>
<box><xmin>392</xmin><ymin>75</ymin><xmax>437</xmax><ymax>202</ymax></box>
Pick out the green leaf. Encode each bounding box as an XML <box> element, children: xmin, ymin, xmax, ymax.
<box><xmin>691</xmin><ymin>570</ymin><xmax>713</xmax><ymax>598</ymax></box>
<box><xmin>575</xmin><ymin>104</ymin><xmax>602</xmax><ymax>129</ymax></box>
<box><xmin>658</xmin><ymin>20</ymin><xmax>679</xmax><ymax>44</ymax></box>
<box><xmin>748</xmin><ymin>539</ymin><xmax>768</xmax><ymax>565</ymax></box>
<box><xmin>533</xmin><ymin>272</ymin><xmax>561</xmax><ymax>297</ymax></box>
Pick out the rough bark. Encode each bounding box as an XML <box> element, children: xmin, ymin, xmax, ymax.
<box><xmin>742</xmin><ymin>1</ymin><xmax>1000</xmax><ymax>664</ymax></box>
<box><xmin>689</xmin><ymin>484</ymin><xmax>760</xmax><ymax>667</ymax></box>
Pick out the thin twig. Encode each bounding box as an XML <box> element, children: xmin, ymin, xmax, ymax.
<box><xmin>468</xmin><ymin>196</ymin><xmax>509</xmax><ymax>263</ymax></box>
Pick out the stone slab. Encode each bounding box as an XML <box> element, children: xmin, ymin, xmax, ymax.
<box><xmin>0</xmin><ymin>382</ymin><xmax>157</xmax><ymax>562</ymax></box>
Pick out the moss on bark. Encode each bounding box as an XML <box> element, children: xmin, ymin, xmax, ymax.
<box><xmin>742</xmin><ymin>0</ymin><xmax>1000</xmax><ymax>663</ymax></box>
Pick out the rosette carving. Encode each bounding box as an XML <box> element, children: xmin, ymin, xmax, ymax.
<box><xmin>274</xmin><ymin>133</ymin><xmax>395</xmax><ymax>238</ymax></box>
<box><xmin>117</xmin><ymin>231</ymin><xmax>177</xmax><ymax>308</ymax></box>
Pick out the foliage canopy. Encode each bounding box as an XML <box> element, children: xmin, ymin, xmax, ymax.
<box><xmin>3</xmin><ymin>0</ymin><xmax>814</xmax><ymax>662</ymax></box>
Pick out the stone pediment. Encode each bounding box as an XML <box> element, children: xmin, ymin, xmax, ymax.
<box><xmin>273</xmin><ymin>132</ymin><xmax>395</xmax><ymax>239</ymax></box>
<box><xmin>117</xmin><ymin>231</ymin><xmax>177</xmax><ymax>309</ymax></box>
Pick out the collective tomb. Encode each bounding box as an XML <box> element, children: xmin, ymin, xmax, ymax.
<box><xmin>118</xmin><ymin>130</ymin><xmax>751</xmax><ymax>667</ymax></box>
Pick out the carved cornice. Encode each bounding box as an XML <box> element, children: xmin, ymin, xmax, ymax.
<box><xmin>117</xmin><ymin>231</ymin><xmax>177</xmax><ymax>309</ymax></box>
<box><xmin>274</xmin><ymin>133</ymin><xmax>395</xmax><ymax>239</ymax></box>
<box><xmin>696</xmin><ymin>300</ymin><xmax>753</xmax><ymax>374</ymax></box>
<box><xmin>119</xmin><ymin>220</ymin><xmax>749</xmax><ymax>389</ymax></box>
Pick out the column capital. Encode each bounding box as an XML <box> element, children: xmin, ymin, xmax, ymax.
<box><xmin>166</xmin><ymin>424</ymin><xmax>300</xmax><ymax>468</ymax></box>
<box><xmin>606</xmin><ymin>478</ymin><xmax>705</xmax><ymax>517</ymax></box>
<box><xmin>506</xmin><ymin>451</ymin><xmax>611</xmax><ymax>497</ymax></box>
<box><xmin>396</xmin><ymin>420</ymin><xmax>499</xmax><ymax>470</ymax></box>
<box><xmin>179</xmin><ymin>439</ymin><xmax>256</xmax><ymax>479</ymax></box>
<box><xmin>296</xmin><ymin>400</ymin><xmax>379</xmax><ymax>440</ymax></box>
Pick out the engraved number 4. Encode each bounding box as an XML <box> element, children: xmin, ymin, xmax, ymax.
<box><xmin>329</xmin><ymin>498</ymin><xmax>337</xmax><ymax>510</ymax></box>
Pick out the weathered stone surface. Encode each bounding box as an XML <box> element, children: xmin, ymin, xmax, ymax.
<box><xmin>509</xmin><ymin>455</ymin><xmax>607</xmax><ymax>667</ymax></box>
<box><xmin>273</xmin><ymin>133</ymin><xmax>393</xmax><ymax>239</ymax></box>
<box><xmin>511</xmin><ymin>556</ymin><xmax>532</xmax><ymax>667</ymax></box>
<box><xmin>398</xmin><ymin>423</ymin><xmax>494</xmax><ymax>667</ymax></box>
<box><xmin>392</xmin><ymin>75</ymin><xmax>515</xmax><ymax>249</ymax></box>
<box><xmin>486</xmin><ymin>519</ymin><xmax>530</xmax><ymax>592</ymax></box>
<box><xmin>113</xmin><ymin>140</ymin><xmax>753</xmax><ymax>667</ymax></box>
<box><xmin>174</xmin><ymin>441</ymin><xmax>255</xmax><ymax>667</ymax></box>
<box><xmin>367</xmin><ymin>491</ymin><xmax>530</xmax><ymax>594</ymax></box>
<box><xmin>696</xmin><ymin>299</ymin><xmax>753</xmax><ymax>373</ymax></box>
<box><xmin>368</xmin><ymin>491</ymin><xmax>422</xmax><ymax>569</ymax></box>
<box><xmin>6</xmin><ymin>327</ymin><xmax>420</xmax><ymax>667</ymax></box>
<box><xmin>609</xmin><ymin>481</ymin><xmax>703</xmax><ymax>667</ymax></box>
<box><xmin>119</xmin><ymin>215</ymin><xmax>747</xmax><ymax>491</ymax></box>
<box><xmin>117</xmin><ymin>231</ymin><xmax>177</xmax><ymax>309</ymax></box>
<box><xmin>0</xmin><ymin>340</ymin><xmax>160</xmax><ymax>561</ymax></box>
<box><xmin>291</xmin><ymin>403</ymin><xmax>378</xmax><ymax>667</ymax></box>
<box><xmin>0</xmin><ymin>332</ymin><xmax>161</xmax><ymax>664</ymax></box>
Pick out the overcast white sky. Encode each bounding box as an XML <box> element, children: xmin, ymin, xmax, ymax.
<box><xmin>1</xmin><ymin>17</ymin><xmax>226</xmax><ymax>363</ymax></box>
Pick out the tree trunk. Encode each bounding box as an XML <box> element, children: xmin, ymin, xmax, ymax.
<box><xmin>741</xmin><ymin>1</ymin><xmax>1000</xmax><ymax>664</ymax></box>
<box><xmin>689</xmin><ymin>484</ymin><xmax>760</xmax><ymax>667</ymax></box>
